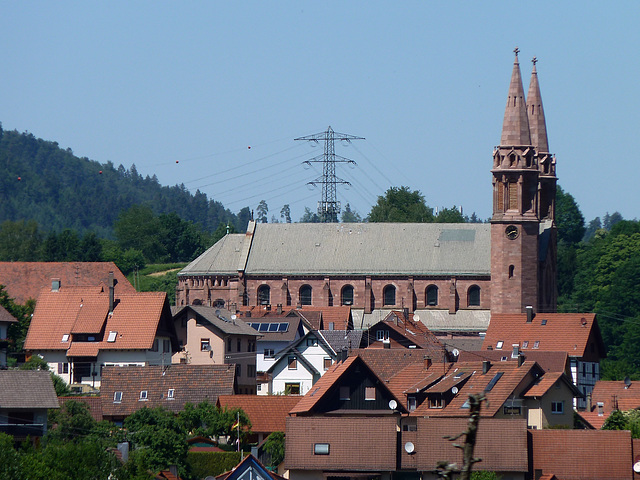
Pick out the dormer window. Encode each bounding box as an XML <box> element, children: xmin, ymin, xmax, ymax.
<box><xmin>139</xmin><ymin>390</ymin><xmax>148</xmax><ymax>401</ymax></box>
<box><xmin>167</xmin><ymin>389</ymin><xmax>175</xmax><ymax>399</ymax></box>
<box><xmin>114</xmin><ymin>391</ymin><xmax>123</xmax><ymax>403</ymax></box>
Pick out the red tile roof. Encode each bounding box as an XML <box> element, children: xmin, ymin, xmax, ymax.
<box><xmin>457</xmin><ymin>349</ymin><xmax>570</xmax><ymax>374</ymax></box>
<box><xmin>101</xmin><ymin>364</ymin><xmax>236</xmax><ymax>417</ymax></box>
<box><xmin>0</xmin><ymin>262</ymin><xmax>135</xmax><ymax>304</ymax></box>
<box><xmin>412</xmin><ymin>418</ymin><xmax>529</xmax><ymax>473</ymax></box>
<box><xmin>58</xmin><ymin>396</ymin><xmax>103</xmax><ymax>422</ymax></box>
<box><xmin>217</xmin><ymin>395</ymin><xmax>302</xmax><ymax>434</ymax></box>
<box><xmin>578</xmin><ymin>380</ymin><xmax>640</xmax><ymax>429</ymax></box>
<box><xmin>24</xmin><ymin>286</ymin><xmax>170</xmax><ymax>354</ymax></box>
<box><xmin>285</xmin><ymin>415</ymin><xmax>398</xmax><ymax>472</ymax></box>
<box><xmin>349</xmin><ymin>348</ymin><xmax>429</xmax><ymax>381</ymax></box>
<box><xmin>531</xmin><ymin>429</ymin><xmax>633</xmax><ymax>480</ymax></box>
<box><xmin>483</xmin><ymin>313</ymin><xmax>605</xmax><ymax>359</ymax></box>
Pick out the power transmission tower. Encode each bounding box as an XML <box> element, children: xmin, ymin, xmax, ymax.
<box><xmin>295</xmin><ymin>126</ymin><xmax>364</xmax><ymax>222</ymax></box>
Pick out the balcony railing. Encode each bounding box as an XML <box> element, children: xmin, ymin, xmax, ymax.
<box><xmin>0</xmin><ymin>423</ymin><xmax>45</xmax><ymax>437</ymax></box>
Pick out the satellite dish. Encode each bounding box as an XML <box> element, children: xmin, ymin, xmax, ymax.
<box><xmin>452</xmin><ymin>386</ymin><xmax>459</xmax><ymax>395</ymax></box>
<box><xmin>231</xmin><ymin>314</ymin><xmax>237</xmax><ymax>321</ymax></box>
<box><xmin>413</xmin><ymin>314</ymin><xmax>420</xmax><ymax>322</ymax></box>
<box><xmin>634</xmin><ymin>462</ymin><xmax>640</xmax><ymax>474</ymax></box>
<box><xmin>451</xmin><ymin>349</ymin><xmax>460</xmax><ymax>358</ymax></box>
<box><xmin>388</xmin><ymin>399</ymin><xmax>398</xmax><ymax>410</ymax></box>
<box><xmin>404</xmin><ymin>441</ymin><xmax>415</xmax><ymax>454</ymax></box>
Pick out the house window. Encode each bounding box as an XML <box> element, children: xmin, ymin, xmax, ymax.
<box><xmin>383</xmin><ymin>285</ymin><xmax>396</xmax><ymax>306</ymax></box>
<box><xmin>341</xmin><ymin>285</ymin><xmax>354</xmax><ymax>306</ymax></box>
<box><xmin>201</xmin><ymin>338</ymin><xmax>210</xmax><ymax>352</ymax></box>
<box><xmin>408</xmin><ymin>396</ymin><xmax>417</xmax><ymax>411</ymax></box>
<box><xmin>107</xmin><ymin>331</ymin><xmax>117</xmax><ymax>342</ymax></box>
<box><xmin>227</xmin><ymin>338</ymin><xmax>232</xmax><ymax>352</ymax></box>
<box><xmin>139</xmin><ymin>390</ymin><xmax>148</xmax><ymax>401</ymax></box>
<box><xmin>551</xmin><ymin>401</ymin><xmax>564</xmax><ymax>414</ymax></box>
<box><xmin>314</xmin><ymin>443</ymin><xmax>330</xmax><ymax>455</ymax></box>
<box><xmin>522</xmin><ymin>341</ymin><xmax>529</xmax><ymax>349</ymax></box>
<box><xmin>533</xmin><ymin>341</ymin><xmax>540</xmax><ymax>349</ymax></box>
<box><xmin>167</xmin><ymin>389</ymin><xmax>175</xmax><ymax>399</ymax></box>
<box><xmin>288</xmin><ymin>356</ymin><xmax>297</xmax><ymax>370</ymax></box>
<box><xmin>235</xmin><ymin>364</ymin><xmax>241</xmax><ymax>377</ymax></box>
<box><xmin>247</xmin><ymin>364</ymin><xmax>256</xmax><ymax>377</ymax></box>
<box><xmin>468</xmin><ymin>285</ymin><xmax>481</xmax><ymax>306</ymax></box>
<box><xmin>57</xmin><ymin>362</ymin><xmax>69</xmax><ymax>374</ymax></box>
<box><xmin>61</xmin><ymin>334</ymin><xmax>69</xmax><ymax>342</ymax></box>
<box><xmin>365</xmin><ymin>386</ymin><xmax>376</xmax><ymax>401</ymax></box>
<box><xmin>285</xmin><ymin>383</ymin><xmax>300</xmax><ymax>395</ymax></box>
<box><xmin>307</xmin><ymin>337</ymin><xmax>318</xmax><ymax>346</ymax></box>
<box><xmin>496</xmin><ymin>341</ymin><xmax>504</xmax><ymax>349</ymax></box>
<box><xmin>339</xmin><ymin>386</ymin><xmax>350</xmax><ymax>400</ymax></box>
<box><xmin>376</xmin><ymin>330</ymin><xmax>389</xmax><ymax>341</ymax></box>
<box><xmin>429</xmin><ymin>397</ymin><xmax>444</xmax><ymax>409</ymax></box>
<box><xmin>264</xmin><ymin>348</ymin><xmax>275</xmax><ymax>359</ymax></box>
<box><xmin>299</xmin><ymin>285</ymin><xmax>312</xmax><ymax>305</ymax></box>
<box><xmin>597</xmin><ymin>402</ymin><xmax>604</xmax><ymax>416</ymax></box>
<box><xmin>503</xmin><ymin>399</ymin><xmax>522</xmax><ymax>415</ymax></box>
<box><xmin>113</xmin><ymin>391</ymin><xmax>123</xmax><ymax>403</ymax></box>
<box><xmin>328</xmin><ymin>322</ymin><xmax>335</xmax><ymax>330</ymax></box>
<box><xmin>237</xmin><ymin>339</ymin><xmax>241</xmax><ymax>352</ymax></box>
<box><xmin>258</xmin><ymin>285</ymin><xmax>270</xmax><ymax>305</ymax></box>
<box><xmin>426</xmin><ymin>285</ymin><xmax>438</xmax><ymax>306</ymax></box>
<box><xmin>324</xmin><ymin>357</ymin><xmax>332</xmax><ymax>370</ymax></box>
<box><xmin>163</xmin><ymin>339</ymin><xmax>171</xmax><ymax>353</ymax></box>
<box><xmin>151</xmin><ymin>339</ymin><xmax>159</xmax><ymax>352</ymax></box>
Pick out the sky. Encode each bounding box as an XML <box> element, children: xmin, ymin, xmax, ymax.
<box><xmin>1</xmin><ymin>2</ymin><xmax>638</xmax><ymax>225</ymax></box>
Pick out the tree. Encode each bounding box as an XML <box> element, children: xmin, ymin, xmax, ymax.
<box><xmin>256</xmin><ymin>200</ymin><xmax>269</xmax><ymax>223</ymax></box>
<box><xmin>583</xmin><ymin>217</ymin><xmax>602</xmax><ymax>242</ymax></box>
<box><xmin>603</xmin><ymin>211</ymin><xmax>624</xmax><ymax>231</ymax></box>
<box><xmin>368</xmin><ymin>186</ymin><xmax>434</xmax><ymax>223</ymax></box>
<box><xmin>435</xmin><ymin>206</ymin><xmax>465</xmax><ymax>223</ymax></box>
<box><xmin>263</xmin><ymin>431</ymin><xmax>285</xmax><ymax>468</ymax></box>
<box><xmin>0</xmin><ymin>220</ymin><xmax>43</xmax><ymax>261</ymax></box>
<box><xmin>280</xmin><ymin>204</ymin><xmax>292</xmax><ymax>223</ymax></box>
<box><xmin>0</xmin><ymin>433</ymin><xmax>20</xmax><ymax>480</ymax></box>
<box><xmin>114</xmin><ymin>205</ymin><xmax>165</xmax><ymax>262</ymax></box>
<box><xmin>555</xmin><ymin>186</ymin><xmax>585</xmax><ymax>245</ymax></box>
<box><xmin>299</xmin><ymin>207</ymin><xmax>320</xmax><ymax>223</ymax></box>
<box><xmin>341</xmin><ymin>203</ymin><xmax>361</xmax><ymax>223</ymax></box>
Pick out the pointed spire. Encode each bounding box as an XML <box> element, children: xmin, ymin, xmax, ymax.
<box><xmin>526</xmin><ymin>56</ymin><xmax>549</xmax><ymax>153</ymax></box>
<box><xmin>500</xmin><ymin>47</ymin><xmax>531</xmax><ymax>146</ymax></box>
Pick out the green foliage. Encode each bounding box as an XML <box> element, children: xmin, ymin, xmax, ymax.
<box><xmin>177</xmin><ymin>401</ymin><xmax>251</xmax><ymax>442</ymax></box>
<box><xmin>435</xmin><ymin>206</ymin><xmax>465</xmax><ymax>223</ymax></box>
<box><xmin>1</xmin><ymin>286</ymin><xmax>35</xmax><ymax>354</ymax></box>
<box><xmin>555</xmin><ymin>185</ymin><xmax>585</xmax><ymax>245</ymax></box>
<box><xmin>124</xmin><ymin>407</ymin><xmax>190</xmax><ymax>478</ymax></box>
<box><xmin>299</xmin><ymin>207</ymin><xmax>320</xmax><ymax>223</ymax></box>
<box><xmin>602</xmin><ymin>409</ymin><xmax>640</xmax><ymax>438</ymax></box>
<box><xmin>50</xmin><ymin>373</ymin><xmax>71</xmax><ymax>396</ymax></box>
<box><xmin>280</xmin><ymin>204</ymin><xmax>292</xmax><ymax>223</ymax></box>
<box><xmin>0</xmin><ymin>433</ymin><xmax>21</xmax><ymax>480</ymax></box>
<box><xmin>256</xmin><ymin>200</ymin><xmax>269</xmax><ymax>223</ymax></box>
<box><xmin>0</xmin><ymin>220</ymin><xmax>43</xmax><ymax>261</ymax></box>
<box><xmin>263</xmin><ymin>431</ymin><xmax>285</xmax><ymax>467</ymax></box>
<box><xmin>471</xmin><ymin>472</ymin><xmax>500</xmax><ymax>480</ymax></box>
<box><xmin>187</xmin><ymin>451</ymin><xmax>242</xmax><ymax>479</ymax></box>
<box><xmin>20</xmin><ymin>355</ymin><xmax>50</xmax><ymax>371</ymax></box>
<box><xmin>368</xmin><ymin>186</ymin><xmax>434</xmax><ymax>223</ymax></box>
<box><xmin>341</xmin><ymin>203</ymin><xmax>362</xmax><ymax>223</ymax></box>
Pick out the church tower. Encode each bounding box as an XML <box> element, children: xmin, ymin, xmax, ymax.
<box><xmin>491</xmin><ymin>48</ymin><xmax>548</xmax><ymax>314</ymax></box>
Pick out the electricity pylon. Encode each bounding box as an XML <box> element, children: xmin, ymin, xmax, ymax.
<box><xmin>295</xmin><ymin>126</ymin><xmax>364</xmax><ymax>222</ymax></box>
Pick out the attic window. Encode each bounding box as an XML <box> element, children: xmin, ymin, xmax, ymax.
<box><xmin>314</xmin><ymin>443</ymin><xmax>330</xmax><ymax>455</ymax></box>
<box><xmin>484</xmin><ymin>372</ymin><xmax>504</xmax><ymax>392</ymax></box>
<box><xmin>522</xmin><ymin>341</ymin><xmax>529</xmax><ymax>349</ymax></box>
<box><xmin>288</xmin><ymin>356</ymin><xmax>297</xmax><ymax>370</ymax></box>
<box><xmin>107</xmin><ymin>331</ymin><xmax>117</xmax><ymax>343</ymax></box>
<box><xmin>61</xmin><ymin>334</ymin><xmax>70</xmax><ymax>342</ymax></box>
<box><xmin>139</xmin><ymin>390</ymin><xmax>148</xmax><ymax>401</ymax></box>
<box><xmin>113</xmin><ymin>391</ymin><xmax>123</xmax><ymax>403</ymax></box>
<box><xmin>501</xmin><ymin>356</ymin><xmax>508</xmax><ymax>361</ymax></box>
<box><xmin>496</xmin><ymin>341</ymin><xmax>504</xmax><ymax>349</ymax></box>
<box><xmin>365</xmin><ymin>387</ymin><xmax>376</xmax><ymax>401</ymax></box>
<box><xmin>541</xmin><ymin>319</ymin><xmax>548</xmax><ymax>325</ymax></box>
<box><xmin>339</xmin><ymin>386</ymin><xmax>350</xmax><ymax>400</ymax></box>
<box><xmin>167</xmin><ymin>389</ymin><xmax>175</xmax><ymax>399</ymax></box>
<box><xmin>533</xmin><ymin>341</ymin><xmax>540</xmax><ymax>349</ymax></box>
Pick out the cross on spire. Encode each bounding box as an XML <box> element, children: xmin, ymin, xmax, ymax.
<box><xmin>514</xmin><ymin>46</ymin><xmax>520</xmax><ymax>56</ymax></box>
<box><xmin>532</xmin><ymin>56</ymin><xmax>538</xmax><ymax>66</ymax></box>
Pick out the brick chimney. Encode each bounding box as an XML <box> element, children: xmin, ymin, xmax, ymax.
<box><xmin>482</xmin><ymin>360</ymin><xmax>491</xmax><ymax>374</ymax></box>
<box><xmin>108</xmin><ymin>272</ymin><xmax>115</xmax><ymax>314</ymax></box>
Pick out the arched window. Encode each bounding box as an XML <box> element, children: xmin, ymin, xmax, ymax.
<box><xmin>341</xmin><ymin>285</ymin><xmax>354</xmax><ymax>306</ymax></box>
<box><xmin>468</xmin><ymin>285</ymin><xmax>481</xmax><ymax>307</ymax></box>
<box><xmin>257</xmin><ymin>285</ymin><xmax>270</xmax><ymax>305</ymax></box>
<box><xmin>213</xmin><ymin>299</ymin><xmax>225</xmax><ymax>308</ymax></box>
<box><xmin>192</xmin><ymin>299</ymin><xmax>202</xmax><ymax>306</ymax></box>
<box><xmin>299</xmin><ymin>285</ymin><xmax>312</xmax><ymax>306</ymax></box>
<box><xmin>426</xmin><ymin>285</ymin><xmax>438</xmax><ymax>306</ymax></box>
<box><xmin>383</xmin><ymin>285</ymin><xmax>396</xmax><ymax>306</ymax></box>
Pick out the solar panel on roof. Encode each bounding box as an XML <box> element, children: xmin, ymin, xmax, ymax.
<box><xmin>279</xmin><ymin>322</ymin><xmax>289</xmax><ymax>332</ymax></box>
<box><xmin>484</xmin><ymin>372</ymin><xmax>504</xmax><ymax>392</ymax></box>
<box><xmin>268</xmin><ymin>323</ymin><xmax>279</xmax><ymax>332</ymax></box>
<box><xmin>249</xmin><ymin>323</ymin><xmax>260</xmax><ymax>331</ymax></box>
<box><xmin>258</xmin><ymin>323</ymin><xmax>269</xmax><ymax>332</ymax></box>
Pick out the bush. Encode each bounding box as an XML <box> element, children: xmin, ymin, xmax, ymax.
<box><xmin>187</xmin><ymin>451</ymin><xmax>242</xmax><ymax>479</ymax></box>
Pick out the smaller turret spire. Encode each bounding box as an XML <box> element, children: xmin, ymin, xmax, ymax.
<box><xmin>527</xmin><ymin>56</ymin><xmax>549</xmax><ymax>153</ymax></box>
<box><xmin>500</xmin><ymin>47</ymin><xmax>531</xmax><ymax>146</ymax></box>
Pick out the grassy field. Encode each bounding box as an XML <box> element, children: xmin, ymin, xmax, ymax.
<box><xmin>127</xmin><ymin>263</ymin><xmax>187</xmax><ymax>304</ymax></box>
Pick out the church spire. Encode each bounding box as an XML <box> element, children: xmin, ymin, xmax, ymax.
<box><xmin>500</xmin><ymin>47</ymin><xmax>531</xmax><ymax>146</ymax></box>
<box><xmin>527</xmin><ymin>57</ymin><xmax>549</xmax><ymax>153</ymax></box>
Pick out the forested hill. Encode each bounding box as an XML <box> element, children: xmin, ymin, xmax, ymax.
<box><xmin>0</xmin><ymin>126</ymin><xmax>250</xmax><ymax>237</ymax></box>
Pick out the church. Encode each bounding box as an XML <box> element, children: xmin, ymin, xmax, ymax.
<box><xmin>176</xmin><ymin>49</ymin><xmax>557</xmax><ymax>332</ymax></box>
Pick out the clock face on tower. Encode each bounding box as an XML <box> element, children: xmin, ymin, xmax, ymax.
<box><xmin>505</xmin><ymin>225</ymin><xmax>519</xmax><ymax>240</ymax></box>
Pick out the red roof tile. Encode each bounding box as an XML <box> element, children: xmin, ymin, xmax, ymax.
<box><xmin>531</xmin><ymin>429</ymin><xmax>633</xmax><ymax>480</ymax></box>
<box><xmin>457</xmin><ymin>349</ymin><xmax>570</xmax><ymax>374</ymax></box>
<box><xmin>579</xmin><ymin>380</ymin><xmax>640</xmax><ymax>429</ymax></box>
<box><xmin>217</xmin><ymin>395</ymin><xmax>302</xmax><ymax>433</ymax></box>
<box><xmin>483</xmin><ymin>313</ymin><xmax>605</xmax><ymax>359</ymax></box>
<box><xmin>0</xmin><ymin>261</ymin><xmax>135</xmax><ymax>304</ymax></box>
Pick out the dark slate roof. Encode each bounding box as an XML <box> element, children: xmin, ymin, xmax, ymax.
<box><xmin>173</xmin><ymin>306</ymin><xmax>261</xmax><ymax>337</ymax></box>
<box><xmin>100</xmin><ymin>364</ymin><xmax>235</xmax><ymax>417</ymax></box>
<box><xmin>0</xmin><ymin>370</ymin><xmax>59</xmax><ymax>409</ymax></box>
<box><xmin>319</xmin><ymin>330</ymin><xmax>364</xmax><ymax>352</ymax></box>
<box><xmin>0</xmin><ymin>304</ymin><xmax>18</xmax><ymax>324</ymax></box>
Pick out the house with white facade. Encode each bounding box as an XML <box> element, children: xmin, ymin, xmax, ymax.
<box><xmin>266</xmin><ymin>331</ymin><xmax>337</xmax><ymax>395</ymax></box>
<box><xmin>23</xmin><ymin>274</ymin><xmax>178</xmax><ymax>390</ymax></box>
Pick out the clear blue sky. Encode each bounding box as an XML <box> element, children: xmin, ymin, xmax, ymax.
<box><xmin>1</xmin><ymin>2</ymin><xmax>637</xmax><ymax>224</ymax></box>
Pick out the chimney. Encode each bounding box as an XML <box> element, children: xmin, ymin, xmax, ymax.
<box><xmin>526</xmin><ymin>306</ymin><xmax>534</xmax><ymax>322</ymax></box>
<box><xmin>108</xmin><ymin>272</ymin><xmax>115</xmax><ymax>314</ymax></box>
<box><xmin>482</xmin><ymin>360</ymin><xmax>491</xmax><ymax>374</ymax></box>
<box><xmin>341</xmin><ymin>348</ymin><xmax>348</xmax><ymax>362</ymax></box>
<box><xmin>383</xmin><ymin>340</ymin><xmax>391</xmax><ymax>349</ymax></box>
<box><xmin>511</xmin><ymin>344</ymin><xmax>520</xmax><ymax>358</ymax></box>
<box><xmin>277</xmin><ymin>304</ymin><xmax>283</xmax><ymax>314</ymax></box>
<box><xmin>587</xmin><ymin>392</ymin><xmax>592</xmax><ymax>412</ymax></box>
<box><xmin>517</xmin><ymin>354</ymin><xmax>524</xmax><ymax>367</ymax></box>
<box><xmin>403</xmin><ymin>308</ymin><xmax>409</xmax><ymax>321</ymax></box>
<box><xmin>245</xmin><ymin>311</ymin><xmax>251</xmax><ymax>318</ymax></box>
<box><xmin>424</xmin><ymin>356</ymin><xmax>432</xmax><ymax>370</ymax></box>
